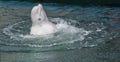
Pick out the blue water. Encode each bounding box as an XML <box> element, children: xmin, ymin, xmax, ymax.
<box><xmin>0</xmin><ymin>1</ymin><xmax>120</xmax><ymax>62</ymax></box>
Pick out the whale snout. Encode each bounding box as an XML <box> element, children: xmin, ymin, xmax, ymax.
<box><xmin>31</xmin><ymin>4</ymin><xmax>43</xmax><ymax>15</ymax></box>
<box><xmin>38</xmin><ymin>4</ymin><xmax>42</xmax><ymax>7</ymax></box>
<box><xmin>33</xmin><ymin>4</ymin><xmax>42</xmax><ymax>10</ymax></box>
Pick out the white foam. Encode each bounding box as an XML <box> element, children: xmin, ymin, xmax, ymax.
<box><xmin>2</xmin><ymin>18</ymin><xmax>92</xmax><ymax>48</ymax></box>
<box><xmin>96</xmin><ymin>28</ymin><xmax>102</xmax><ymax>32</ymax></box>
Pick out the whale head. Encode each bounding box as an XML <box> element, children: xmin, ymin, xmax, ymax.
<box><xmin>31</xmin><ymin>4</ymin><xmax>48</xmax><ymax>25</ymax></box>
<box><xmin>30</xmin><ymin>4</ymin><xmax>57</xmax><ymax>35</ymax></box>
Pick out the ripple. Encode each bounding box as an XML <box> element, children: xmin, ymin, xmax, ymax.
<box><xmin>1</xmin><ymin>18</ymin><xmax>117</xmax><ymax>51</ymax></box>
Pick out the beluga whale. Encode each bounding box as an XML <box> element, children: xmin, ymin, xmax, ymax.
<box><xmin>30</xmin><ymin>4</ymin><xmax>57</xmax><ymax>35</ymax></box>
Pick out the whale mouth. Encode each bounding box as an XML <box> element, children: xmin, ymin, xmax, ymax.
<box><xmin>31</xmin><ymin>5</ymin><xmax>42</xmax><ymax>15</ymax></box>
<box><xmin>36</xmin><ymin>4</ymin><xmax>45</xmax><ymax>14</ymax></box>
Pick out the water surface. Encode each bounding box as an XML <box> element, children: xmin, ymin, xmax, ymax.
<box><xmin>0</xmin><ymin>1</ymin><xmax>120</xmax><ymax>62</ymax></box>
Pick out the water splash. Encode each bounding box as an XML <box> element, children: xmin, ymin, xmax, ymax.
<box><xmin>1</xmin><ymin>17</ymin><xmax>117</xmax><ymax>51</ymax></box>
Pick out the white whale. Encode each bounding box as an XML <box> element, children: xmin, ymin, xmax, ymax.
<box><xmin>30</xmin><ymin>4</ymin><xmax>57</xmax><ymax>35</ymax></box>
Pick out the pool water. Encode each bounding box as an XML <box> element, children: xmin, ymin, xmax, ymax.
<box><xmin>0</xmin><ymin>1</ymin><xmax>120</xmax><ymax>62</ymax></box>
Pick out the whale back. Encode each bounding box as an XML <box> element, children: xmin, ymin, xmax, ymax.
<box><xmin>31</xmin><ymin>4</ymin><xmax>48</xmax><ymax>25</ymax></box>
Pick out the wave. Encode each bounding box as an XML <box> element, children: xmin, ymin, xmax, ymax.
<box><xmin>1</xmin><ymin>17</ymin><xmax>117</xmax><ymax>52</ymax></box>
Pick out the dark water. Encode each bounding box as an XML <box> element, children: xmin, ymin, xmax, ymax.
<box><xmin>0</xmin><ymin>1</ymin><xmax>120</xmax><ymax>62</ymax></box>
<box><xmin>1</xmin><ymin>0</ymin><xmax>120</xmax><ymax>6</ymax></box>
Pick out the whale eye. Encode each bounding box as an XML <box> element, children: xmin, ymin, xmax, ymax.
<box><xmin>38</xmin><ymin>18</ymin><xmax>41</xmax><ymax>21</ymax></box>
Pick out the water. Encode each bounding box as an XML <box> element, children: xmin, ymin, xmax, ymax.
<box><xmin>0</xmin><ymin>1</ymin><xmax>120</xmax><ymax>62</ymax></box>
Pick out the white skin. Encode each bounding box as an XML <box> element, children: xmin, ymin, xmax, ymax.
<box><xmin>30</xmin><ymin>4</ymin><xmax>57</xmax><ymax>35</ymax></box>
